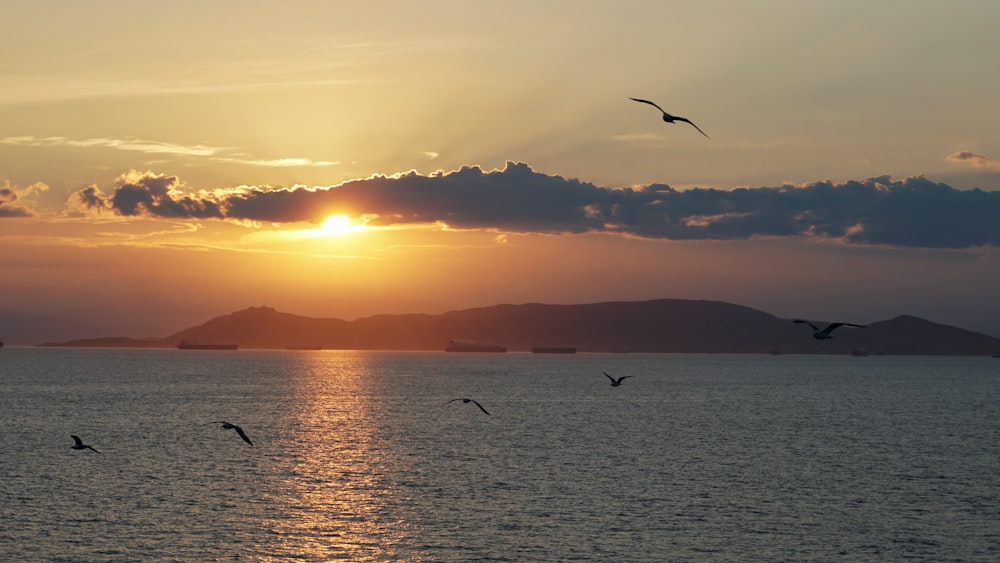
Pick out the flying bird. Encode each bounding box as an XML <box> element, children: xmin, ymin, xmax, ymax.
<box><xmin>793</xmin><ymin>319</ymin><xmax>867</xmax><ymax>340</ymax></box>
<box><xmin>604</xmin><ymin>372</ymin><xmax>632</xmax><ymax>387</ymax></box>
<box><xmin>446</xmin><ymin>398</ymin><xmax>491</xmax><ymax>415</ymax></box>
<box><xmin>70</xmin><ymin>435</ymin><xmax>100</xmax><ymax>454</ymax></box>
<box><xmin>629</xmin><ymin>98</ymin><xmax>710</xmax><ymax>138</ymax></box>
<box><xmin>213</xmin><ymin>421</ymin><xmax>254</xmax><ymax>446</ymax></box>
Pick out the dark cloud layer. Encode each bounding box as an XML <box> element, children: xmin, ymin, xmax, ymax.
<box><xmin>72</xmin><ymin>162</ymin><xmax>1000</xmax><ymax>249</ymax></box>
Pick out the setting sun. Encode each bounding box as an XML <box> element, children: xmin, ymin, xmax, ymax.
<box><xmin>318</xmin><ymin>214</ymin><xmax>361</xmax><ymax>236</ymax></box>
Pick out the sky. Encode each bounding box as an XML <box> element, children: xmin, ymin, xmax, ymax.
<box><xmin>2</xmin><ymin>0</ymin><xmax>1000</xmax><ymax>341</ymax></box>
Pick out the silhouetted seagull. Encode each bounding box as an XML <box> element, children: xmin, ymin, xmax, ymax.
<box><xmin>604</xmin><ymin>372</ymin><xmax>632</xmax><ymax>387</ymax></box>
<box><xmin>213</xmin><ymin>421</ymin><xmax>254</xmax><ymax>446</ymax></box>
<box><xmin>70</xmin><ymin>435</ymin><xmax>100</xmax><ymax>454</ymax></box>
<box><xmin>793</xmin><ymin>319</ymin><xmax>867</xmax><ymax>340</ymax></box>
<box><xmin>629</xmin><ymin>98</ymin><xmax>710</xmax><ymax>138</ymax></box>
<box><xmin>446</xmin><ymin>398</ymin><xmax>491</xmax><ymax>415</ymax></box>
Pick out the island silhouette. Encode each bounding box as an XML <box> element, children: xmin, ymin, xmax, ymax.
<box><xmin>34</xmin><ymin>298</ymin><xmax>1000</xmax><ymax>356</ymax></box>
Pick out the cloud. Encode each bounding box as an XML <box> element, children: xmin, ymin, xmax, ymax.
<box><xmin>0</xmin><ymin>135</ymin><xmax>336</xmax><ymax>168</ymax></box>
<box><xmin>1</xmin><ymin>136</ymin><xmax>222</xmax><ymax>157</ymax></box>
<box><xmin>70</xmin><ymin>162</ymin><xmax>1000</xmax><ymax>249</ymax></box>
<box><xmin>0</xmin><ymin>188</ymin><xmax>32</xmax><ymax>217</ymax></box>
<box><xmin>0</xmin><ymin>178</ymin><xmax>41</xmax><ymax>218</ymax></box>
<box><xmin>213</xmin><ymin>156</ymin><xmax>339</xmax><ymax>167</ymax></box>
<box><xmin>73</xmin><ymin>171</ymin><xmax>223</xmax><ymax>219</ymax></box>
<box><xmin>946</xmin><ymin>150</ymin><xmax>1000</xmax><ymax>170</ymax></box>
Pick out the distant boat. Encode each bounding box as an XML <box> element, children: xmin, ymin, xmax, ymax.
<box><xmin>851</xmin><ymin>349</ymin><xmax>870</xmax><ymax>357</ymax></box>
<box><xmin>445</xmin><ymin>339</ymin><xmax>507</xmax><ymax>353</ymax></box>
<box><xmin>177</xmin><ymin>340</ymin><xmax>238</xmax><ymax>350</ymax></box>
<box><xmin>531</xmin><ymin>346</ymin><xmax>577</xmax><ymax>354</ymax></box>
<box><xmin>286</xmin><ymin>345</ymin><xmax>323</xmax><ymax>350</ymax></box>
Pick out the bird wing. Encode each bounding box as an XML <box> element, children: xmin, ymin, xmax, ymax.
<box><xmin>233</xmin><ymin>426</ymin><xmax>254</xmax><ymax>446</ymax></box>
<box><xmin>71</xmin><ymin>435</ymin><xmax>83</xmax><ymax>446</ymax></box>
<box><xmin>793</xmin><ymin>319</ymin><xmax>820</xmax><ymax>331</ymax></box>
<box><xmin>469</xmin><ymin>399</ymin><xmax>491</xmax><ymax>416</ymax></box>
<box><xmin>604</xmin><ymin>372</ymin><xmax>616</xmax><ymax>382</ymax></box>
<box><xmin>825</xmin><ymin>322</ymin><xmax>867</xmax><ymax>333</ymax></box>
<box><xmin>675</xmin><ymin>117</ymin><xmax>710</xmax><ymax>138</ymax></box>
<box><xmin>87</xmin><ymin>446</ymin><xmax>101</xmax><ymax>454</ymax></box>
<box><xmin>629</xmin><ymin>97</ymin><xmax>665</xmax><ymax>113</ymax></box>
<box><xmin>445</xmin><ymin>398</ymin><xmax>463</xmax><ymax>405</ymax></box>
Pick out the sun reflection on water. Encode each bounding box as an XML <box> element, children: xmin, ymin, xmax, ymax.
<box><xmin>261</xmin><ymin>351</ymin><xmax>407</xmax><ymax>561</ymax></box>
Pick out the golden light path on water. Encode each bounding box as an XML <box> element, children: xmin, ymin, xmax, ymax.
<box><xmin>260</xmin><ymin>352</ymin><xmax>408</xmax><ymax>561</ymax></box>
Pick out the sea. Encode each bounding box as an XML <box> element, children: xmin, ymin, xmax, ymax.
<box><xmin>1</xmin><ymin>348</ymin><xmax>998</xmax><ymax>562</ymax></box>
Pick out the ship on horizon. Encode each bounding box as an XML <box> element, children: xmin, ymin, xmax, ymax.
<box><xmin>444</xmin><ymin>339</ymin><xmax>507</xmax><ymax>353</ymax></box>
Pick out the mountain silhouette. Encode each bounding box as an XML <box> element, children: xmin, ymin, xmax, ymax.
<box><xmin>36</xmin><ymin>299</ymin><xmax>1000</xmax><ymax>355</ymax></box>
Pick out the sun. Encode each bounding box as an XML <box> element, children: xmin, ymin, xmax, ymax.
<box><xmin>317</xmin><ymin>214</ymin><xmax>362</xmax><ymax>236</ymax></box>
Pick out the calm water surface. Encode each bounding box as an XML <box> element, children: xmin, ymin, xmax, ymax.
<box><xmin>1</xmin><ymin>348</ymin><xmax>998</xmax><ymax>561</ymax></box>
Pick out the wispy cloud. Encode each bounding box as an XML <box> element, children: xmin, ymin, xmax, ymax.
<box><xmin>213</xmin><ymin>156</ymin><xmax>339</xmax><ymax>168</ymax></box>
<box><xmin>70</xmin><ymin>162</ymin><xmax>1000</xmax><ymax>249</ymax></box>
<box><xmin>0</xmin><ymin>135</ymin><xmax>336</xmax><ymax>168</ymax></box>
<box><xmin>0</xmin><ymin>34</ymin><xmax>459</xmax><ymax>105</ymax></box>
<box><xmin>947</xmin><ymin>150</ymin><xmax>1000</xmax><ymax>170</ymax></box>
<box><xmin>1</xmin><ymin>136</ymin><xmax>222</xmax><ymax>157</ymax></box>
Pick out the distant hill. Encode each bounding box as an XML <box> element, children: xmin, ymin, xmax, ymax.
<box><xmin>39</xmin><ymin>299</ymin><xmax>1000</xmax><ymax>356</ymax></box>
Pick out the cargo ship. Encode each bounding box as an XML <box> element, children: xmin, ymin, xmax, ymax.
<box><xmin>177</xmin><ymin>340</ymin><xmax>238</xmax><ymax>350</ymax></box>
<box><xmin>445</xmin><ymin>339</ymin><xmax>507</xmax><ymax>353</ymax></box>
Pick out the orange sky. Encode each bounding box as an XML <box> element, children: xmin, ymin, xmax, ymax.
<box><xmin>2</xmin><ymin>2</ymin><xmax>1000</xmax><ymax>341</ymax></box>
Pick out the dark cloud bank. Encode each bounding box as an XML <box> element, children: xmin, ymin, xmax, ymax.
<box><xmin>72</xmin><ymin>161</ymin><xmax>1000</xmax><ymax>249</ymax></box>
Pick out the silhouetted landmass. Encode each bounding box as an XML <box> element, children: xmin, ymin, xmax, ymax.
<box><xmin>37</xmin><ymin>336</ymin><xmax>166</xmax><ymax>348</ymax></box>
<box><xmin>36</xmin><ymin>299</ymin><xmax>1000</xmax><ymax>355</ymax></box>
